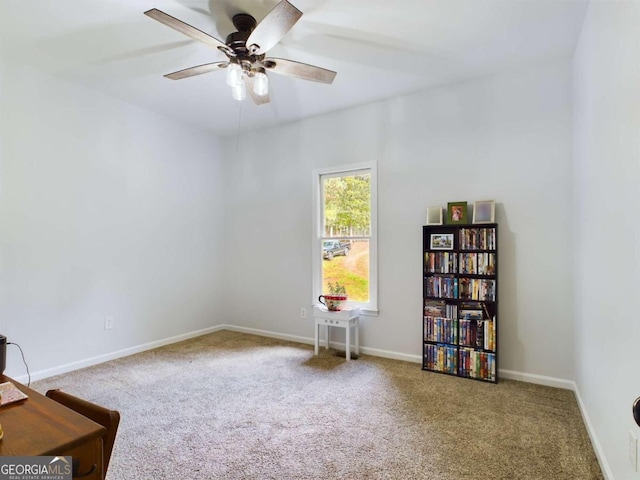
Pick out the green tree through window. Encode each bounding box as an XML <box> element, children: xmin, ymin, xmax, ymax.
<box><xmin>323</xmin><ymin>175</ymin><xmax>371</xmax><ymax>237</ymax></box>
<box><xmin>322</xmin><ymin>173</ymin><xmax>371</xmax><ymax>303</ymax></box>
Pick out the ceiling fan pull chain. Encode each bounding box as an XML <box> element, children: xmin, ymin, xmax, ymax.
<box><xmin>235</xmin><ymin>101</ymin><xmax>244</xmax><ymax>152</ymax></box>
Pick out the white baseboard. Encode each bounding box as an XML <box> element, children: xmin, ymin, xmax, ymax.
<box><xmin>17</xmin><ymin>325</ymin><xmax>225</xmax><ymax>384</ymax></box>
<box><xmin>359</xmin><ymin>346</ymin><xmax>421</xmax><ymax>364</ymax></box>
<box><xmin>21</xmin><ymin>324</ymin><xmax>576</xmax><ymax>391</ymax></box>
<box><xmin>223</xmin><ymin>324</ymin><xmax>423</xmax><ymax>364</ymax></box>
<box><xmin>221</xmin><ymin>324</ymin><xmax>316</xmax><ymax>346</ymax></box>
<box><xmin>498</xmin><ymin>368</ymin><xmax>574</xmax><ymax>390</ymax></box>
<box><xmin>572</xmin><ymin>382</ymin><xmax>614</xmax><ymax>480</ymax></box>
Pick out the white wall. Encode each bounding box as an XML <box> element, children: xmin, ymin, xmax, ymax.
<box><xmin>1</xmin><ymin>4</ymin><xmax>636</xmax><ymax>475</ymax></box>
<box><xmin>573</xmin><ymin>1</ymin><xmax>640</xmax><ymax>479</ymax></box>
<box><xmin>220</xmin><ymin>59</ymin><xmax>575</xmax><ymax>382</ymax></box>
<box><xmin>0</xmin><ymin>66</ymin><xmax>225</xmax><ymax>378</ymax></box>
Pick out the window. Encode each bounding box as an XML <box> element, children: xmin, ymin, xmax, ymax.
<box><xmin>313</xmin><ymin>163</ymin><xmax>378</xmax><ymax>314</ymax></box>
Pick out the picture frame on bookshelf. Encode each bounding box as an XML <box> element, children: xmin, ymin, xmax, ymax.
<box><xmin>472</xmin><ymin>200</ymin><xmax>495</xmax><ymax>224</ymax></box>
<box><xmin>430</xmin><ymin>233</ymin><xmax>454</xmax><ymax>250</ymax></box>
<box><xmin>447</xmin><ymin>202</ymin><xmax>468</xmax><ymax>224</ymax></box>
<box><xmin>425</xmin><ymin>206</ymin><xmax>443</xmax><ymax>225</ymax></box>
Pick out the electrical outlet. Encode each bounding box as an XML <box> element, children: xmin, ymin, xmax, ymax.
<box><xmin>629</xmin><ymin>431</ymin><xmax>638</xmax><ymax>471</ymax></box>
<box><xmin>300</xmin><ymin>308</ymin><xmax>307</xmax><ymax>319</ymax></box>
<box><xmin>104</xmin><ymin>316</ymin><xmax>114</xmax><ymax>330</ymax></box>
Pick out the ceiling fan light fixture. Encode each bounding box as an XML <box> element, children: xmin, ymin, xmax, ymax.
<box><xmin>231</xmin><ymin>81</ymin><xmax>246</xmax><ymax>101</ymax></box>
<box><xmin>226</xmin><ymin>62</ymin><xmax>243</xmax><ymax>87</ymax></box>
<box><xmin>254</xmin><ymin>72</ymin><xmax>269</xmax><ymax>96</ymax></box>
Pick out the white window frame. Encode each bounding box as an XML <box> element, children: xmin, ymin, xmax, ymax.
<box><xmin>312</xmin><ymin>162</ymin><xmax>378</xmax><ymax>315</ymax></box>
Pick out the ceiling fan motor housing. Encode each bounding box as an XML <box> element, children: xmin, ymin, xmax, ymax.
<box><xmin>226</xmin><ymin>13</ymin><xmax>257</xmax><ymax>50</ymax></box>
<box><xmin>225</xmin><ymin>13</ymin><xmax>266</xmax><ymax>75</ymax></box>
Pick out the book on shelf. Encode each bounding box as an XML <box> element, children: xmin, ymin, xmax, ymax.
<box><xmin>458</xmin><ymin>348</ymin><xmax>496</xmax><ymax>381</ymax></box>
<box><xmin>424</xmin><ymin>316</ymin><xmax>458</xmax><ymax>344</ymax></box>
<box><xmin>458</xmin><ymin>279</ymin><xmax>495</xmax><ymax>301</ymax></box>
<box><xmin>424</xmin><ymin>252</ymin><xmax>458</xmax><ymax>274</ymax></box>
<box><xmin>424</xmin><ymin>300</ymin><xmax>457</xmax><ymax>319</ymax></box>
<box><xmin>459</xmin><ymin>227</ymin><xmax>496</xmax><ymax>251</ymax></box>
<box><xmin>476</xmin><ymin>321</ymin><xmax>484</xmax><ymax>349</ymax></box>
<box><xmin>424</xmin><ymin>344</ymin><xmax>458</xmax><ymax>375</ymax></box>
<box><xmin>455</xmin><ymin>253</ymin><xmax>497</xmax><ymax>275</ymax></box>
<box><xmin>425</xmin><ymin>276</ymin><xmax>458</xmax><ymax>299</ymax></box>
<box><xmin>458</xmin><ymin>318</ymin><xmax>496</xmax><ymax>351</ymax></box>
<box><xmin>424</xmin><ymin>300</ymin><xmax>446</xmax><ymax>317</ymax></box>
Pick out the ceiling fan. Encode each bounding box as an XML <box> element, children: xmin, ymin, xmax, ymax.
<box><xmin>144</xmin><ymin>0</ymin><xmax>337</xmax><ymax>105</ymax></box>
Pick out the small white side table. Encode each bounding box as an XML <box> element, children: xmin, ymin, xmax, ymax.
<box><xmin>313</xmin><ymin>306</ymin><xmax>360</xmax><ymax>361</ymax></box>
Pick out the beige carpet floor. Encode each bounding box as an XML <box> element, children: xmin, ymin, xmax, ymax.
<box><xmin>33</xmin><ymin>330</ymin><xmax>603</xmax><ymax>480</ymax></box>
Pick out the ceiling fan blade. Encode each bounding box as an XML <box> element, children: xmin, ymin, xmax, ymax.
<box><xmin>262</xmin><ymin>57</ymin><xmax>336</xmax><ymax>84</ymax></box>
<box><xmin>246</xmin><ymin>1</ymin><xmax>302</xmax><ymax>55</ymax></box>
<box><xmin>244</xmin><ymin>75</ymin><xmax>271</xmax><ymax>105</ymax></box>
<box><xmin>144</xmin><ymin>8</ymin><xmax>232</xmax><ymax>55</ymax></box>
<box><xmin>164</xmin><ymin>62</ymin><xmax>228</xmax><ymax>80</ymax></box>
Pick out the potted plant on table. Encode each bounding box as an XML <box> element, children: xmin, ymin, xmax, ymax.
<box><xmin>318</xmin><ymin>282</ymin><xmax>348</xmax><ymax>311</ymax></box>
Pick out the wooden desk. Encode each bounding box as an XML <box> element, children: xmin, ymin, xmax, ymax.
<box><xmin>0</xmin><ymin>375</ymin><xmax>105</xmax><ymax>480</ymax></box>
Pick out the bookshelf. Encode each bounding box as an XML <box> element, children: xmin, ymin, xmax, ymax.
<box><xmin>423</xmin><ymin>224</ymin><xmax>498</xmax><ymax>383</ymax></box>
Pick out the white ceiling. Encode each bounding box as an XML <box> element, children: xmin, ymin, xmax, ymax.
<box><xmin>1</xmin><ymin>0</ymin><xmax>588</xmax><ymax>137</ymax></box>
